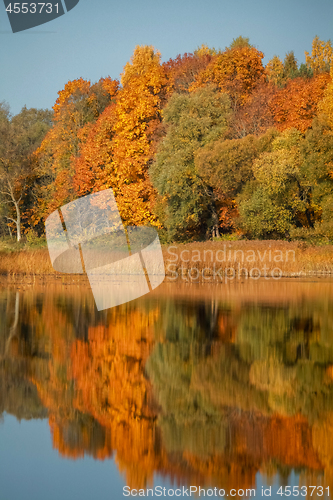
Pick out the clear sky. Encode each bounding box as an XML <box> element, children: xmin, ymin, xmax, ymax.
<box><xmin>1</xmin><ymin>0</ymin><xmax>333</xmax><ymax>115</ymax></box>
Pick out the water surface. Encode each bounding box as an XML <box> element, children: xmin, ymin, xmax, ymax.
<box><xmin>1</xmin><ymin>279</ymin><xmax>333</xmax><ymax>499</ymax></box>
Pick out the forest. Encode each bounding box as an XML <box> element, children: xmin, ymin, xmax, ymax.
<box><xmin>1</xmin><ymin>35</ymin><xmax>333</xmax><ymax>244</ymax></box>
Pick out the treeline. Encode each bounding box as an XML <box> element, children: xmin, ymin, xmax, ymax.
<box><xmin>1</xmin><ymin>36</ymin><xmax>333</xmax><ymax>243</ymax></box>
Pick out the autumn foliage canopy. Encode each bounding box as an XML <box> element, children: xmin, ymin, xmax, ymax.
<box><xmin>1</xmin><ymin>36</ymin><xmax>333</xmax><ymax>242</ymax></box>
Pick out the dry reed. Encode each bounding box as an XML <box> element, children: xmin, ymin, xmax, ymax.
<box><xmin>0</xmin><ymin>241</ymin><xmax>332</xmax><ymax>281</ymax></box>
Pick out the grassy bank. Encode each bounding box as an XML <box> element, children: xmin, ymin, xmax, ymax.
<box><xmin>163</xmin><ymin>240</ymin><xmax>333</xmax><ymax>279</ymax></box>
<box><xmin>0</xmin><ymin>240</ymin><xmax>333</xmax><ymax>278</ymax></box>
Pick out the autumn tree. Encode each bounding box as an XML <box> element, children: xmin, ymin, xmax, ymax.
<box><xmin>195</xmin><ymin>129</ymin><xmax>277</xmax><ymax>231</ymax></box>
<box><xmin>266</xmin><ymin>55</ymin><xmax>285</xmax><ymax>87</ymax></box>
<box><xmin>90</xmin><ymin>45</ymin><xmax>169</xmax><ymax>227</ymax></box>
<box><xmin>0</xmin><ymin>104</ymin><xmax>52</xmax><ymax>240</ymax></box>
<box><xmin>305</xmin><ymin>36</ymin><xmax>333</xmax><ymax>73</ymax></box>
<box><xmin>266</xmin><ymin>52</ymin><xmax>312</xmax><ymax>88</ymax></box>
<box><xmin>73</xmin><ymin>103</ymin><xmax>118</xmax><ymax>198</ymax></box>
<box><xmin>163</xmin><ymin>52</ymin><xmax>214</xmax><ymax>93</ymax></box>
<box><xmin>270</xmin><ymin>73</ymin><xmax>331</xmax><ymax>133</ymax></box>
<box><xmin>229</xmin><ymin>81</ymin><xmax>276</xmax><ymax>138</ymax></box>
<box><xmin>318</xmin><ymin>64</ymin><xmax>333</xmax><ymax>129</ymax></box>
<box><xmin>238</xmin><ymin>129</ymin><xmax>315</xmax><ymax>238</ymax></box>
<box><xmin>190</xmin><ymin>45</ymin><xmax>265</xmax><ymax>111</ymax></box>
<box><xmin>150</xmin><ymin>85</ymin><xmax>231</xmax><ymax>241</ymax></box>
<box><xmin>283</xmin><ymin>51</ymin><xmax>298</xmax><ymax>79</ymax></box>
<box><xmin>229</xmin><ymin>36</ymin><xmax>252</xmax><ymax>50</ymax></box>
<box><xmin>194</xmin><ymin>44</ymin><xmax>217</xmax><ymax>57</ymax></box>
<box><xmin>33</xmin><ymin>77</ymin><xmax>117</xmax><ymax>227</ymax></box>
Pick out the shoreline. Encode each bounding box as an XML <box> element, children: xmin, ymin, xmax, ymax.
<box><xmin>1</xmin><ymin>276</ymin><xmax>333</xmax><ymax>308</ymax></box>
<box><xmin>0</xmin><ymin>240</ymin><xmax>332</xmax><ymax>282</ymax></box>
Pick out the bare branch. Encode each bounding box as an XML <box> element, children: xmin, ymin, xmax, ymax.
<box><xmin>5</xmin><ymin>216</ymin><xmax>17</xmax><ymax>226</ymax></box>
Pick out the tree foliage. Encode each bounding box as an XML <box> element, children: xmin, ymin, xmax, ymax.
<box><xmin>270</xmin><ymin>73</ymin><xmax>330</xmax><ymax>133</ymax></box>
<box><xmin>100</xmin><ymin>45</ymin><xmax>169</xmax><ymax>226</ymax></box>
<box><xmin>33</xmin><ymin>77</ymin><xmax>117</xmax><ymax>227</ymax></box>
<box><xmin>266</xmin><ymin>55</ymin><xmax>285</xmax><ymax>87</ymax></box>
<box><xmin>150</xmin><ymin>86</ymin><xmax>231</xmax><ymax>240</ymax></box>
<box><xmin>238</xmin><ymin>129</ymin><xmax>314</xmax><ymax>238</ymax></box>
<box><xmin>163</xmin><ymin>52</ymin><xmax>213</xmax><ymax>93</ymax></box>
<box><xmin>190</xmin><ymin>46</ymin><xmax>265</xmax><ymax>110</ymax></box>
<box><xmin>229</xmin><ymin>81</ymin><xmax>276</xmax><ymax>138</ymax></box>
<box><xmin>0</xmin><ymin>104</ymin><xmax>52</xmax><ymax>240</ymax></box>
<box><xmin>318</xmin><ymin>64</ymin><xmax>333</xmax><ymax>129</ymax></box>
<box><xmin>3</xmin><ymin>37</ymin><xmax>333</xmax><ymax>243</ymax></box>
<box><xmin>305</xmin><ymin>36</ymin><xmax>333</xmax><ymax>73</ymax></box>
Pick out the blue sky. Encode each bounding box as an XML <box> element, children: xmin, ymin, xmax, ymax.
<box><xmin>1</xmin><ymin>0</ymin><xmax>333</xmax><ymax>115</ymax></box>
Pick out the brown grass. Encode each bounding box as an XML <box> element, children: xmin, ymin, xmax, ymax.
<box><xmin>0</xmin><ymin>240</ymin><xmax>332</xmax><ymax>280</ymax></box>
<box><xmin>0</xmin><ymin>248</ymin><xmax>54</xmax><ymax>275</ymax></box>
<box><xmin>163</xmin><ymin>240</ymin><xmax>333</xmax><ymax>279</ymax></box>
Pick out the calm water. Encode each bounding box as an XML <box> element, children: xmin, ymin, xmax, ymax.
<box><xmin>1</xmin><ymin>279</ymin><xmax>333</xmax><ymax>500</ymax></box>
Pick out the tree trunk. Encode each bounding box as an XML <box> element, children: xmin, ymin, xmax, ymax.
<box><xmin>5</xmin><ymin>180</ymin><xmax>22</xmax><ymax>242</ymax></box>
<box><xmin>211</xmin><ymin>206</ymin><xmax>220</xmax><ymax>239</ymax></box>
<box><xmin>14</xmin><ymin>199</ymin><xmax>21</xmax><ymax>241</ymax></box>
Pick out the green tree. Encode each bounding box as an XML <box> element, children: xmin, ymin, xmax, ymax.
<box><xmin>293</xmin><ymin>117</ymin><xmax>333</xmax><ymax>242</ymax></box>
<box><xmin>195</xmin><ymin>129</ymin><xmax>277</xmax><ymax>231</ymax></box>
<box><xmin>267</xmin><ymin>53</ymin><xmax>313</xmax><ymax>88</ymax></box>
<box><xmin>194</xmin><ymin>44</ymin><xmax>217</xmax><ymax>57</ymax></box>
<box><xmin>283</xmin><ymin>51</ymin><xmax>298</xmax><ymax>79</ymax></box>
<box><xmin>0</xmin><ymin>104</ymin><xmax>52</xmax><ymax>241</ymax></box>
<box><xmin>229</xmin><ymin>36</ymin><xmax>252</xmax><ymax>49</ymax></box>
<box><xmin>238</xmin><ymin>129</ymin><xmax>313</xmax><ymax>238</ymax></box>
<box><xmin>150</xmin><ymin>86</ymin><xmax>231</xmax><ymax>241</ymax></box>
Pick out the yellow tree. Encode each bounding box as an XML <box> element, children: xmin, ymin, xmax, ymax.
<box><xmin>318</xmin><ymin>65</ymin><xmax>333</xmax><ymax>129</ymax></box>
<box><xmin>266</xmin><ymin>55</ymin><xmax>285</xmax><ymax>87</ymax></box>
<box><xmin>305</xmin><ymin>36</ymin><xmax>333</xmax><ymax>73</ymax></box>
<box><xmin>194</xmin><ymin>44</ymin><xmax>217</xmax><ymax>57</ymax></box>
<box><xmin>98</xmin><ymin>45</ymin><xmax>169</xmax><ymax>226</ymax></box>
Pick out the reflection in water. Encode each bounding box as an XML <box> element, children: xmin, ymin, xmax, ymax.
<box><xmin>1</xmin><ymin>280</ymin><xmax>333</xmax><ymax>494</ymax></box>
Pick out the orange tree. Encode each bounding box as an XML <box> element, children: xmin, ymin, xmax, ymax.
<box><xmin>229</xmin><ymin>81</ymin><xmax>276</xmax><ymax>139</ymax></box>
<box><xmin>73</xmin><ymin>102</ymin><xmax>118</xmax><ymax>198</ymax></box>
<box><xmin>75</xmin><ymin>45</ymin><xmax>169</xmax><ymax>227</ymax></box>
<box><xmin>163</xmin><ymin>51</ymin><xmax>213</xmax><ymax>93</ymax></box>
<box><xmin>270</xmin><ymin>73</ymin><xmax>331</xmax><ymax>133</ymax></box>
<box><xmin>32</xmin><ymin>77</ymin><xmax>117</xmax><ymax>229</ymax></box>
<box><xmin>190</xmin><ymin>46</ymin><xmax>265</xmax><ymax>111</ymax></box>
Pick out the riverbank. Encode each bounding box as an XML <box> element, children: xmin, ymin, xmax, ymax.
<box><xmin>0</xmin><ymin>240</ymin><xmax>332</xmax><ymax>279</ymax></box>
<box><xmin>163</xmin><ymin>240</ymin><xmax>333</xmax><ymax>280</ymax></box>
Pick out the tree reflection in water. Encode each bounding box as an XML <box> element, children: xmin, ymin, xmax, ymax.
<box><xmin>1</xmin><ymin>280</ymin><xmax>333</xmax><ymax>493</ymax></box>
